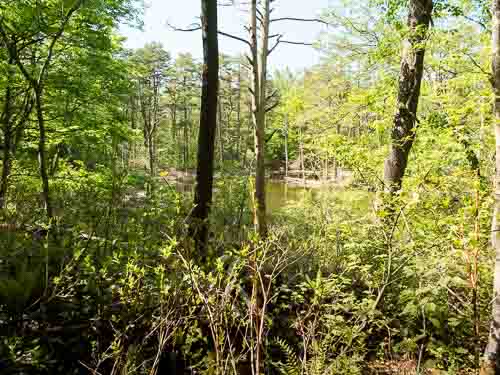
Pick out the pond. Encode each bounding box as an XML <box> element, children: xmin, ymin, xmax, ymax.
<box><xmin>170</xmin><ymin>177</ymin><xmax>372</xmax><ymax>214</ymax></box>
<box><xmin>266</xmin><ymin>181</ymin><xmax>373</xmax><ymax>214</ymax></box>
<box><xmin>266</xmin><ymin>181</ymin><xmax>329</xmax><ymax>213</ymax></box>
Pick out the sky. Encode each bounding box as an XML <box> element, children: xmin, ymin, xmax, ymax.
<box><xmin>120</xmin><ymin>0</ymin><xmax>333</xmax><ymax>71</ymax></box>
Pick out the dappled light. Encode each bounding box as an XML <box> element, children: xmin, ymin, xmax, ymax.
<box><xmin>0</xmin><ymin>0</ymin><xmax>497</xmax><ymax>374</ymax></box>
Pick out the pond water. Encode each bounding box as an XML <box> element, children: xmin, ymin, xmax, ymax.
<box><xmin>266</xmin><ymin>181</ymin><xmax>373</xmax><ymax>214</ymax></box>
<box><xmin>265</xmin><ymin>181</ymin><xmax>329</xmax><ymax>213</ymax></box>
<box><xmin>172</xmin><ymin>178</ymin><xmax>372</xmax><ymax>214</ymax></box>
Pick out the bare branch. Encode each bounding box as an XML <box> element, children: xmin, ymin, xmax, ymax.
<box><xmin>167</xmin><ymin>22</ymin><xmax>202</xmax><ymax>32</ymax></box>
<box><xmin>267</xmin><ymin>34</ymin><xmax>282</xmax><ymax>56</ymax></box>
<box><xmin>168</xmin><ymin>21</ymin><xmax>252</xmax><ymax>49</ymax></box>
<box><xmin>218</xmin><ymin>30</ymin><xmax>252</xmax><ymax>49</ymax></box>
<box><xmin>280</xmin><ymin>40</ymin><xmax>314</xmax><ymax>47</ymax></box>
<box><xmin>270</xmin><ymin>17</ymin><xmax>329</xmax><ymax>26</ymax></box>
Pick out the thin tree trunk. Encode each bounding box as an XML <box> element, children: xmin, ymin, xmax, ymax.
<box><xmin>383</xmin><ymin>0</ymin><xmax>433</xmax><ymax>194</ymax></box>
<box><xmin>148</xmin><ymin>132</ymin><xmax>155</xmax><ymax>177</ymax></box>
<box><xmin>251</xmin><ymin>0</ymin><xmax>270</xmax><ymax>239</ymax></box>
<box><xmin>129</xmin><ymin>95</ymin><xmax>137</xmax><ymax>163</ymax></box>
<box><xmin>183</xmin><ymin>78</ymin><xmax>189</xmax><ymax>172</ymax></box>
<box><xmin>171</xmin><ymin>99</ymin><xmax>178</xmax><ymax>167</ymax></box>
<box><xmin>482</xmin><ymin>1</ymin><xmax>500</xmax><ymax>372</ymax></box>
<box><xmin>0</xmin><ymin>130</ymin><xmax>12</xmax><ymax>210</ymax></box>
<box><xmin>0</xmin><ymin>57</ymin><xmax>14</xmax><ymax>209</ymax></box>
<box><xmin>236</xmin><ymin>63</ymin><xmax>242</xmax><ymax>161</ymax></box>
<box><xmin>34</xmin><ymin>88</ymin><xmax>53</xmax><ymax>219</ymax></box>
<box><xmin>191</xmin><ymin>0</ymin><xmax>219</xmax><ymax>257</ymax></box>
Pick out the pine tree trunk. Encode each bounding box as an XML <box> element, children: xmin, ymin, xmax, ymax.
<box><xmin>191</xmin><ymin>0</ymin><xmax>219</xmax><ymax>256</ymax></box>
<box><xmin>251</xmin><ymin>0</ymin><xmax>270</xmax><ymax>239</ymax></box>
<box><xmin>383</xmin><ymin>0</ymin><xmax>433</xmax><ymax>193</ymax></box>
<box><xmin>482</xmin><ymin>1</ymin><xmax>500</xmax><ymax>372</ymax></box>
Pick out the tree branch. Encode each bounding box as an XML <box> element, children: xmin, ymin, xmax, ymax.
<box><xmin>38</xmin><ymin>0</ymin><xmax>84</xmax><ymax>85</ymax></box>
<box><xmin>280</xmin><ymin>40</ymin><xmax>314</xmax><ymax>47</ymax></box>
<box><xmin>168</xmin><ymin>21</ymin><xmax>252</xmax><ymax>49</ymax></box>
<box><xmin>270</xmin><ymin>17</ymin><xmax>329</xmax><ymax>26</ymax></box>
<box><xmin>218</xmin><ymin>30</ymin><xmax>252</xmax><ymax>49</ymax></box>
<box><xmin>167</xmin><ymin>22</ymin><xmax>202</xmax><ymax>32</ymax></box>
<box><xmin>465</xmin><ymin>52</ymin><xmax>492</xmax><ymax>83</ymax></box>
<box><xmin>267</xmin><ymin>35</ymin><xmax>282</xmax><ymax>56</ymax></box>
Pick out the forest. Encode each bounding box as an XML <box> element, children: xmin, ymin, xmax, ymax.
<box><xmin>1</xmin><ymin>0</ymin><xmax>499</xmax><ymax>374</ymax></box>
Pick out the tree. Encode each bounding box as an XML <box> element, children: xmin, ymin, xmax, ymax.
<box><xmin>482</xmin><ymin>0</ymin><xmax>500</xmax><ymax>372</ymax></box>
<box><xmin>130</xmin><ymin>43</ymin><xmax>170</xmax><ymax>179</ymax></box>
<box><xmin>0</xmin><ymin>48</ymin><xmax>33</xmax><ymax>209</ymax></box>
<box><xmin>250</xmin><ymin>0</ymin><xmax>270</xmax><ymax>238</ymax></box>
<box><xmin>383</xmin><ymin>0</ymin><xmax>433</xmax><ymax>195</ymax></box>
<box><xmin>0</xmin><ymin>0</ymin><xmax>85</xmax><ymax>219</ymax></box>
<box><xmin>0</xmin><ymin>0</ymin><xmax>138</xmax><ymax>218</ymax></box>
<box><xmin>191</xmin><ymin>0</ymin><xmax>219</xmax><ymax>255</ymax></box>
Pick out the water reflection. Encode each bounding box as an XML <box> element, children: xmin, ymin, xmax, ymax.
<box><xmin>266</xmin><ymin>181</ymin><xmax>329</xmax><ymax>213</ymax></box>
<box><xmin>171</xmin><ymin>179</ymin><xmax>370</xmax><ymax>214</ymax></box>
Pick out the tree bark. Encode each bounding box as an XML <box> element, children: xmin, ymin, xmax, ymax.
<box><xmin>34</xmin><ymin>87</ymin><xmax>53</xmax><ymax>219</ymax></box>
<box><xmin>383</xmin><ymin>0</ymin><xmax>433</xmax><ymax>194</ymax></box>
<box><xmin>0</xmin><ymin>57</ymin><xmax>14</xmax><ymax>209</ymax></box>
<box><xmin>191</xmin><ymin>0</ymin><xmax>219</xmax><ymax>257</ymax></box>
<box><xmin>482</xmin><ymin>1</ymin><xmax>500</xmax><ymax>372</ymax></box>
<box><xmin>251</xmin><ymin>0</ymin><xmax>270</xmax><ymax>239</ymax></box>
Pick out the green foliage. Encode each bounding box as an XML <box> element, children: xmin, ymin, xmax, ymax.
<box><xmin>0</xmin><ymin>0</ymin><xmax>496</xmax><ymax>374</ymax></box>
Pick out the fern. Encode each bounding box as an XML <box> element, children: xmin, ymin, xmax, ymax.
<box><xmin>274</xmin><ymin>338</ymin><xmax>301</xmax><ymax>375</ymax></box>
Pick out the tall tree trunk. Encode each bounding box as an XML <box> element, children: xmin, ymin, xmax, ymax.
<box><xmin>251</xmin><ymin>0</ymin><xmax>269</xmax><ymax>238</ymax></box>
<box><xmin>171</xmin><ymin>99</ymin><xmax>178</xmax><ymax>167</ymax></box>
<box><xmin>183</xmin><ymin>77</ymin><xmax>189</xmax><ymax>172</ymax></box>
<box><xmin>148</xmin><ymin>132</ymin><xmax>156</xmax><ymax>177</ymax></box>
<box><xmin>299</xmin><ymin>125</ymin><xmax>305</xmax><ymax>183</ymax></box>
<box><xmin>383</xmin><ymin>0</ymin><xmax>433</xmax><ymax>194</ymax></box>
<box><xmin>34</xmin><ymin>87</ymin><xmax>53</xmax><ymax>219</ymax></box>
<box><xmin>129</xmin><ymin>94</ymin><xmax>137</xmax><ymax>162</ymax></box>
<box><xmin>236</xmin><ymin>63</ymin><xmax>242</xmax><ymax>162</ymax></box>
<box><xmin>482</xmin><ymin>1</ymin><xmax>500</xmax><ymax>372</ymax></box>
<box><xmin>191</xmin><ymin>0</ymin><xmax>219</xmax><ymax>256</ymax></box>
<box><xmin>0</xmin><ymin>57</ymin><xmax>14</xmax><ymax>209</ymax></box>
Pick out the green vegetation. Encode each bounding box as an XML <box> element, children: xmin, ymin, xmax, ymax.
<box><xmin>0</xmin><ymin>0</ymin><xmax>498</xmax><ymax>374</ymax></box>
